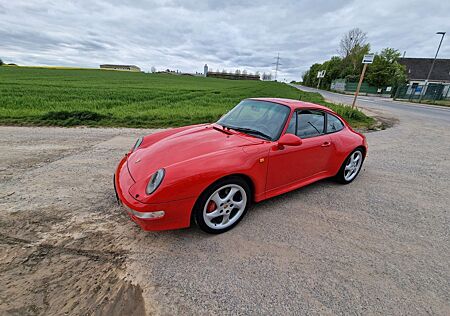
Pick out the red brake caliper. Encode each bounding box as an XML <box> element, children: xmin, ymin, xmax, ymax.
<box><xmin>206</xmin><ymin>200</ymin><xmax>217</xmax><ymax>213</ymax></box>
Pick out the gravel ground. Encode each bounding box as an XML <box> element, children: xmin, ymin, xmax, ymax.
<box><xmin>1</xmin><ymin>99</ymin><xmax>449</xmax><ymax>315</ymax></box>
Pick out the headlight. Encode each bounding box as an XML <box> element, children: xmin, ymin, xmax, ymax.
<box><xmin>132</xmin><ymin>137</ymin><xmax>143</xmax><ymax>152</ymax></box>
<box><xmin>146</xmin><ymin>168</ymin><xmax>165</xmax><ymax>195</ymax></box>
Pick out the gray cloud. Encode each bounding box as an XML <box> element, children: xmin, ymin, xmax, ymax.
<box><xmin>0</xmin><ymin>0</ymin><xmax>448</xmax><ymax>80</ymax></box>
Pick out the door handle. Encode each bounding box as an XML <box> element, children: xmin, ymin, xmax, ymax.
<box><xmin>321</xmin><ymin>141</ymin><xmax>331</xmax><ymax>147</ymax></box>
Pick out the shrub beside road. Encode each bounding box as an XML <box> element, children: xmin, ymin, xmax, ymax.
<box><xmin>0</xmin><ymin>66</ymin><xmax>373</xmax><ymax>128</ymax></box>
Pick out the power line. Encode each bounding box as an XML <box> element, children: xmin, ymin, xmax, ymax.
<box><xmin>272</xmin><ymin>53</ymin><xmax>281</xmax><ymax>81</ymax></box>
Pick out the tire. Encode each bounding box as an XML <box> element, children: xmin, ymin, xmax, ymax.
<box><xmin>336</xmin><ymin>148</ymin><xmax>364</xmax><ymax>184</ymax></box>
<box><xmin>194</xmin><ymin>176</ymin><xmax>251</xmax><ymax>234</ymax></box>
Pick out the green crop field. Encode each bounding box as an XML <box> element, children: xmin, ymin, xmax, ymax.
<box><xmin>0</xmin><ymin>66</ymin><xmax>373</xmax><ymax>128</ymax></box>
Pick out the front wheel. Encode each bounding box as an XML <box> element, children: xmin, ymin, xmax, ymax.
<box><xmin>336</xmin><ymin>148</ymin><xmax>364</xmax><ymax>184</ymax></box>
<box><xmin>194</xmin><ymin>177</ymin><xmax>251</xmax><ymax>234</ymax></box>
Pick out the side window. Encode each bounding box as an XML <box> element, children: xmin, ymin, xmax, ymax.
<box><xmin>286</xmin><ymin>112</ymin><xmax>297</xmax><ymax>134</ymax></box>
<box><xmin>297</xmin><ymin>110</ymin><xmax>325</xmax><ymax>138</ymax></box>
<box><xmin>326</xmin><ymin>113</ymin><xmax>344</xmax><ymax>133</ymax></box>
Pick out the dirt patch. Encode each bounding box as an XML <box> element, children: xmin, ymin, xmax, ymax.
<box><xmin>0</xmin><ymin>201</ymin><xmax>147</xmax><ymax>316</ymax></box>
<box><xmin>0</xmin><ymin>231</ymin><xmax>145</xmax><ymax>316</ymax></box>
<box><xmin>0</xmin><ymin>126</ymin><xmax>155</xmax><ymax>316</ymax></box>
<box><xmin>361</xmin><ymin>107</ymin><xmax>399</xmax><ymax>131</ymax></box>
<box><xmin>323</xmin><ymin>97</ymin><xmax>399</xmax><ymax>132</ymax></box>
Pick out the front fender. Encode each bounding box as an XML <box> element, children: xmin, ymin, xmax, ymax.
<box><xmin>130</xmin><ymin>146</ymin><xmax>270</xmax><ymax>204</ymax></box>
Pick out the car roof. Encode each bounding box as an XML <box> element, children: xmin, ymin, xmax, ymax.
<box><xmin>249</xmin><ymin>97</ymin><xmax>334</xmax><ymax>112</ymax></box>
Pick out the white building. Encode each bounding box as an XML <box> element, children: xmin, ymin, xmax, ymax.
<box><xmin>100</xmin><ymin>64</ymin><xmax>141</xmax><ymax>72</ymax></box>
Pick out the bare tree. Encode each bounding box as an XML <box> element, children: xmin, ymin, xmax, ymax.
<box><xmin>150</xmin><ymin>66</ymin><xmax>156</xmax><ymax>73</ymax></box>
<box><xmin>262</xmin><ymin>72</ymin><xmax>273</xmax><ymax>81</ymax></box>
<box><xmin>235</xmin><ymin>69</ymin><xmax>241</xmax><ymax>75</ymax></box>
<box><xmin>339</xmin><ymin>28</ymin><xmax>367</xmax><ymax>57</ymax></box>
<box><xmin>243</xmin><ymin>70</ymin><xmax>248</xmax><ymax>75</ymax></box>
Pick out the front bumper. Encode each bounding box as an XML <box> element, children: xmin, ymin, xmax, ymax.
<box><xmin>114</xmin><ymin>156</ymin><xmax>196</xmax><ymax>231</ymax></box>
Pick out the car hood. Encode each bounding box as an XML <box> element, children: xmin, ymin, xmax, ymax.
<box><xmin>127</xmin><ymin>124</ymin><xmax>261</xmax><ymax>181</ymax></box>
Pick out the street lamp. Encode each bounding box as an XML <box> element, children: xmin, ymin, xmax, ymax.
<box><xmin>419</xmin><ymin>31</ymin><xmax>446</xmax><ymax>102</ymax></box>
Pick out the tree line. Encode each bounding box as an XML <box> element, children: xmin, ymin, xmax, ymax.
<box><xmin>302</xmin><ymin>28</ymin><xmax>407</xmax><ymax>89</ymax></box>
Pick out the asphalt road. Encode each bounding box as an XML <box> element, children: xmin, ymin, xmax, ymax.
<box><xmin>292</xmin><ymin>84</ymin><xmax>450</xmax><ymax>124</ymax></box>
<box><xmin>1</xmin><ymin>91</ymin><xmax>449</xmax><ymax>315</ymax></box>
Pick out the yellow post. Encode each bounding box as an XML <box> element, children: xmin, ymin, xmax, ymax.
<box><xmin>351</xmin><ymin>63</ymin><xmax>368</xmax><ymax>109</ymax></box>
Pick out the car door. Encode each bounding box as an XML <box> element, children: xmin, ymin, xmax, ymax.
<box><xmin>266</xmin><ymin>109</ymin><xmax>333</xmax><ymax>191</ymax></box>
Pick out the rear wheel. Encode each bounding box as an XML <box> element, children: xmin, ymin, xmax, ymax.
<box><xmin>194</xmin><ymin>177</ymin><xmax>251</xmax><ymax>234</ymax></box>
<box><xmin>336</xmin><ymin>148</ymin><xmax>364</xmax><ymax>184</ymax></box>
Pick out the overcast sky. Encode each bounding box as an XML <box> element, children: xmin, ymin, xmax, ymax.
<box><xmin>0</xmin><ymin>0</ymin><xmax>449</xmax><ymax>81</ymax></box>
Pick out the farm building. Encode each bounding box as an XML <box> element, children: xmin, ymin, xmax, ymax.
<box><xmin>100</xmin><ymin>64</ymin><xmax>141</xmax><ymax>72</ymax></box>
<box><xmin>207</xmin><ymin>71</ymin><xmax>260</xmax><ymax>80</ymax></box>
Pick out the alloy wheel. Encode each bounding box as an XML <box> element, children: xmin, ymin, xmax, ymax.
<box><xmin>203</xmin><ymin>184</ymin><xmax>247</xmax><ymax>230</ymax></box>
<box><xmin>344</xmin><ymin>150</ymin><xmax>363</xmax><ymax>181</ymax></box>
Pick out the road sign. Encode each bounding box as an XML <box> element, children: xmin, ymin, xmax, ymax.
<box><xmin>316</xmin><ymin>70</ymin><xmax>326</xmax><ymax>89</ymax></box>
<box><xmin>362</xmin><ymin>54</ymin><xmax>375</xmax><ymax>64</ymax></box>
<box><xmin>316</xmin><ymin>70</ymin><xmax>326</xmax><ymax>78</ymax></box>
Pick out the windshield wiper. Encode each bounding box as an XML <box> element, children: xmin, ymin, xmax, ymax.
<box><xmin>224</xmin><ymin>125</ymin><xmax>272</xmax><ymax>140</ymax></box>
<box><xmin>212</xmin><ymin>125</ymin><xmax>233</xmax><ymax>135</ymax></box>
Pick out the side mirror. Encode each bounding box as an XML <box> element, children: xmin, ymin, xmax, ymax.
<box><xmin>277</xmin><ymin>133</ymin><xmax>302</xmax><ymax>148</ymax></box>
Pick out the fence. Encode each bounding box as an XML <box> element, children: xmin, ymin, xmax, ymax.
<box><xmin>394</xmin><ymin>83</ymin><xmax>450</xmax><ymax>105</ymax></box>
<box><xmin>330</xmin><ymin>79</ymin><xmax>393</xmax><ymax>96</ymax></box>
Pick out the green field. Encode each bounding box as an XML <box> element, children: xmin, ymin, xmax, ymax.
<box><xmin>0</xmin><ymin>66</ymin><xmax>373</xmax><ymax>128</ymax></box>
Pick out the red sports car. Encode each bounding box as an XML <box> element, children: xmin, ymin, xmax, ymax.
<box><xmin>114</xmin><ymin>98</ymin><xmax>367</xmax><ymax>233</ymax></box>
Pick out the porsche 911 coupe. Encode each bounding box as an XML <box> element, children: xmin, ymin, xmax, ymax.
<box><xmin>114</xmin><ymin>98</ymin><xmax>367</xmax><ymax>233</ymax></box>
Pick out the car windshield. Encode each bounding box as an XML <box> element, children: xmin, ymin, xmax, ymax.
<box><xmin>217</xmin><ymin>100</ymin><xmax>290</xmax><ymax>141</ymax></box>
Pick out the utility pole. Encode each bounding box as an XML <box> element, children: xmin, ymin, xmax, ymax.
<box><xmin>273</xmin><ymin>53</ymin><xmax>281</xmax><ymax>81</ymax></box>
<box><xmin>351</xmin><ymin>54</ymin><xmax>374</xmax><ymax>109</ymax></box>
<box><xmin>419</xmin><ymin>32</ymin><xmax>446</xmax><ymax>102</ymax></box>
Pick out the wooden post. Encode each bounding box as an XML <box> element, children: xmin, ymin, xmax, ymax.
<box><xmin>351</xmin><ymin>63</ymin><xmax>368</xmax><ymax>109</ymax></box>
